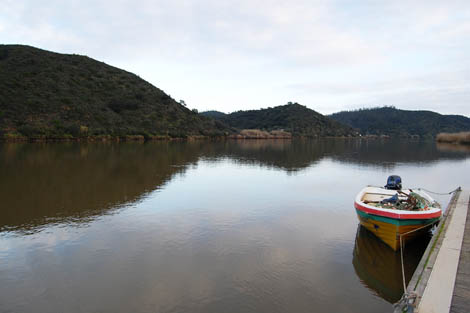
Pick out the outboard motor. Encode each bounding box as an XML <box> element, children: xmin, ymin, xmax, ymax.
<box><xmin>385</xmin><ymin>175</ymin><xmax>402</xmax><ymax>190</ymax></box>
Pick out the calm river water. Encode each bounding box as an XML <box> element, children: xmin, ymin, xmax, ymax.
<box><xmin>1</xmin><ymin>139</ymin><xmax>470</xmax><ymax>313</ymax></box>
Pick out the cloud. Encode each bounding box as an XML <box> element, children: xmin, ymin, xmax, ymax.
<box><xmin>286</xmin><ymin>69</ymin><xmax>470</xmax><ymax>115</ymax></box>
<box><xmin>1</xmin><ymin>1</ymin><xmax>470</xmax><ymax>115</ymax></box>
<box><xmin>0</xmin><ymin>1</ymin><xmax>382</xmax><ymax>64</ymax></box>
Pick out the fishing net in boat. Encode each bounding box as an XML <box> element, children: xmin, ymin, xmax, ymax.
<box><xmin>396</xmin><ymin>192</ymin><xmax>429</xmax><ymax>211</ymax></box>
<box><xmin>374</xmin><ymin>191</ymin><xmax>430</xmax><ymax>211</ymax></box>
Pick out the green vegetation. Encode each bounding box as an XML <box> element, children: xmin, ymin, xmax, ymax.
<box><xmin>202</xmin><ymin>103</ymin><xmax>356</xmax><ymax>137</ymax></box>
<box><xmin>200</xmin><ymin>110</ymin><xmax>227</xmax><ymax>119</ymax></box>
<box><xmin>0</xmin><ymin>45</ymin><xmax>231</xmax><ymax>140</ymax></box>
<box><xmin>329</xmin><ymin>106</ymin><xmax>470</xmax><ymax>138</ymax></box>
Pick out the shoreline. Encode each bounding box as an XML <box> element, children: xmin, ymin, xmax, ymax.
<box><xmin>0</xmin><ymin>134</ymin><xmax>363</xmax><ymax>143</ymax></box>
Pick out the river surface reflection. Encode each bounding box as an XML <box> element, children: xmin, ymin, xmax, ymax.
<box><xmin>352</xmin><ymin>225</ymin><xmax>428</xmax><ymax>303</ymax></box>
<box><xmin>1</xmin><ymin>139</ymin><xmax>469</xmax><ymax>313</ymax></box>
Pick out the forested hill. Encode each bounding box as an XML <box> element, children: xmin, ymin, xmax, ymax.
<box><xmin>200</xmin><ymin>110</ymin><xmax>227</xmax><ymax>119</ymax></box>
<box><xmin>201</xmin><ymin>103</ymin><xmax>357</xmax><ymax>137</ymax></box>
<box><xmin>329</xmin><ymin>107</ymin><xmax>470</xmax><ymax>138</ymax></box>
<box><xmin>0</xmin><ymin>45</ymin><xmax>230</xmax><ymax>140</ymax></box>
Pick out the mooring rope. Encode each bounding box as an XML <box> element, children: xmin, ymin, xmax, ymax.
<box><xmin>400</xmin><ymin>235</ymin><xmax>407</xmax><ymax>293</ymax></box>
<box><xmin>368</xmin><ymin>185</ymin><xmax>461</xmax><ymax>196</ymax></box>
<box><xmin>398</xmin><ymin>222</ymin><xmax>437</xmax><ymax>290</ymax></box>
<box><xmin>394</xmin><ymin>221</ymin><xmax>438</xmax><ymax>312</ymax></box>
<box><xmin>369</xmin><ymin>185</ymin><xmax>460</xmax><ymax>211</ymax></box>
<box><xmin>413</xmin><ymin>187</ymin><xmax>461</xmax><ymax>196</ymax></box>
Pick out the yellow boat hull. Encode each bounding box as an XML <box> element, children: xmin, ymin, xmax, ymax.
<box><xmin>356</xmin><ymin>211</ymin><xmax>437</xmax><ymax>251</ymax></box>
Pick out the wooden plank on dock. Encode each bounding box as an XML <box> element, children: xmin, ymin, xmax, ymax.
<box><xmin>417</xmin><ymin>190</ymin><xmax>470</xmax><ymax>313</ymax></box>
<box><xmin>450</xmin><ymin>191</ymin><xmax>470</xmax><ymax>313</ymax></box>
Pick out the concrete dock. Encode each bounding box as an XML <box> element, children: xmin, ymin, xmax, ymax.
<box><xmin>450</xmin><ymin>191</ymin><xmax>470</xmax><ymax>313</ymax></box>
<box><xmin>395</xmin><ymin>188</ymin><xmax>470</xmax><ymax>312</ymax></box>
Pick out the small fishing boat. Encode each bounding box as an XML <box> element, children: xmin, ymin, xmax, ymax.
<box><xmin>354</xmin><ymin>176</ymin><xmax>441</xmax><ymax>251</ymax></box>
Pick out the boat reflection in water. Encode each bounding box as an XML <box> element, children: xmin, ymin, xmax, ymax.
<box><xmin>352</xmin><ymin>225</ymin><xmax>429</xmax><ymax>303</ymax></box>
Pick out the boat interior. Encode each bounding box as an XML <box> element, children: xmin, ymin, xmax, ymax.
<box><xmin>361</xmin><ymin>190</ymin><xmax>433</xmax><ymax>211</ymax></box>
<box><xmin>362</xmin><ymin>192</ymin><xmax>408</xmax><ymax>204</ymax></box>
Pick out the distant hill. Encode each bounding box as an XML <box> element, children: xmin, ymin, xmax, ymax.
<box><xmin>0</xmin><ymin>45</ymin><xmax>231</xmax><ymax>140</ymax></box>
<box><xmin>200</xmin><ymin>110</ymin><xmax>227</xmax><ymax>119</ymax></box>
<box><xmin>202</xmin><ymin>103</ymin><xmax>357</xmax><ymax>137</ymax></box>
<box><xmin>329</xmin><ymin>107</ymin><xmax>470</xmax><ymax>138</ymax></box>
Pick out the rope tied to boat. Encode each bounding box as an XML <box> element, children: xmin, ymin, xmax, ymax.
<box><xmin>394</xmin><ymin>221</ymin><xmax>439</xmax><ymax>312</ymax></box>
<box><xmin>393</xmin><ymin>291</ymin><xmax>417</xmax><ymax>313</ymax></box>
<box><xmin>411</xmin><ymin>187</ymin><xmax>461</xmax><ymax>196</ymax></box>
<box><xmin>367</xmin><ymin>185</ymin><xmax>461</xmax><ymax>196</ymax></box>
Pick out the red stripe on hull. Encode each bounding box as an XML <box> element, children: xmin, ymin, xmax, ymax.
<box><xmin>354</xmin><ymin>202</ymin><xmax>441</xmax><ymax>220</ymax></box>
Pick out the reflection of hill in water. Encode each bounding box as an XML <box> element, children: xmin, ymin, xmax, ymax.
<box><xmin>2</xmin><ymin>139</ymin><xmax>469</xmax><ymax>233</ymax></box>
<box><xmin>199</xmin><ymin>139</ymin><xmax>334</xmax><ymax>172</ymax></box>
<box><xmin>436</xmin><ymin>142</ymin><xmax>470</xmax><ymax>153</ymax></box>
<box><xmin>352</xmin><ymin>226</ymin><xmax>428</xmax><ymax>303</ymax></box>
<box><xmin>331</xmin><ymin>139</ymin><xmax>470</xmax><ymax>167</ymax></box>
<box><xmin>0</xmin><ymin>142</ymin><xmax>201</xmax><ymax>233</ymax></box>
<box><xmin>202</xmin><ymin>139</ymin><xmax>470</xmax><ymax>172</ymax></box>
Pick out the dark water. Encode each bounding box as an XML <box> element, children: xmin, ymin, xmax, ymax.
<box><xmin>1</xmin><ymin>139</ymin><xmax>469</xmax><ymax>313</ymax></box>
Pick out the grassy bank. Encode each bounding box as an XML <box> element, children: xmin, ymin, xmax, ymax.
<box><xmin>229</xmin><ymin>129</ymin><xmax>292</xmax><ymax>139</ymax></box>
<box><xmin>436</xmin><ymin>132</ymin><xmax>470</xmax><ymax>145</ymax></box>
<box><xmin>0</xmin><ymin>133</ymin><xmax>223</xmax><ymax>142</ymax></box>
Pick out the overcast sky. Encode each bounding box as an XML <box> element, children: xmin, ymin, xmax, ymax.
<box><xmin>2</xmin><ymin>0</ymin><xmax>469</xmax><ymax>116</ymax></box>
